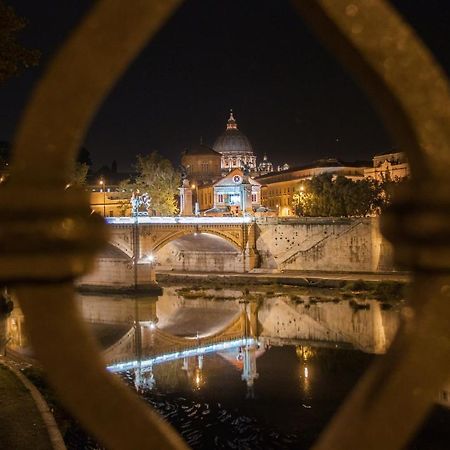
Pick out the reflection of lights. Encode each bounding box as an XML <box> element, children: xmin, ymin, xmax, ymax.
<box><xmin>149</xmin><ymin>322</ymin><xmax>156</xmax><ymax>330</ymax></box>
<box><xmin>107</xmin><ymin>337</ymin><xmax>257</xmax><ymax>373</ymax></box>
<box><xmin>300</xmin><ymin>364</ymin><xmax>311</xmax><ymax>396</ymax></box>
<box><xmin>296</xmin><ymin>345</ymin><xmax>314</xmax><ymax>362</ymax></box>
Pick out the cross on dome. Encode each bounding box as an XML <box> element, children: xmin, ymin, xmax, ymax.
<box><xmin>227</xmin><ymin>109</ymin><xmax>238</xmax><ymax>130</ymax></box>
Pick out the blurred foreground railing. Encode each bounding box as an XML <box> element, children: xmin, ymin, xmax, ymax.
<box><xmin>0</xmin><ymin>0</ymin><xmax>449</xmax><ymax>449</ymax></box>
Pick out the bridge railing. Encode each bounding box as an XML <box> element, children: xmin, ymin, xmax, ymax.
<box><xmin>106</xmin><ymin>216</ymin><xmax>254</xmax><ymax>225</ymax></box>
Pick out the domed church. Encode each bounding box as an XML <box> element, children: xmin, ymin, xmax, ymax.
<box><xmin>213</xmin><ymin>111</ymin><xmax>257</xmax><ymax>173</ymax></box>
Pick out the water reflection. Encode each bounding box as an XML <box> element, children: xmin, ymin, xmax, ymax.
<box><xmin>6</xmin><ymin>286</ymin><xmax>402</xmax><ymax>397</ymax></box>
<box><xmin>6</xmin><ymin>285</ymin><xmax>450</xmax><ymax>449</ymax></box>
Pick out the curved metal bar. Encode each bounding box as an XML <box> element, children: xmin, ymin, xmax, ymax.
<box><xmin>291</xmin><ymin>1</ymin><xmax>450</xmax><ymax>449</ymax></box>
<box><xmin>17</xmin><ymin>284</ymin><xmax>188</xmax><ymax>449</ymax></box>
<box><xmin>1</xmin><ymin>0</ymin><xmax>189</xmax><ymax>448</ymax></box>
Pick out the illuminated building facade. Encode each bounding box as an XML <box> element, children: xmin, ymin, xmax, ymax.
<box><xmin>198</xmin><ymin>168</ymin><xmax>262</xmax><ymax>215</ymax></box>
<box><xmin>258</xmin><ymin>158</ymin><xmax>370</xmax><ymax>217</ymax></box>
<box><xmin>364</xmin><ymin>150</ymin><xmax>409</xmax><ymax>182</ymax></box>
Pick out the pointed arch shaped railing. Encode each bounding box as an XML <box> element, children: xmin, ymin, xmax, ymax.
<box><xmin>0</xmin><ymin>0</ymin><xmax>449</xmax><ymax>449</ymax></box>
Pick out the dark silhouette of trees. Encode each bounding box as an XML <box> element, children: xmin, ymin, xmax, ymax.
<box><xmin>0</xmin><ymin>1</ymin><xmax>40</xmax><ymax>85</ymax></box>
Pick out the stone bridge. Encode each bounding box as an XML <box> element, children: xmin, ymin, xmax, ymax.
<box><xmin>79</xmin><ymin>216</ymin><xmax>395</xmax><ymax>288</ymax></box>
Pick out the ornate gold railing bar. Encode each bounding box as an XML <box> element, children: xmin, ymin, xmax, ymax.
<box><xmin>0</xmin><ymin>1</ymin><xmax>188</xmax><ymax>449</ymax></box>
<box><xmin>1</xmin><ymin>0</ymin><xmax>450</xmax><ymax>449</ymax></box>
<box><xmin>292</xmin><ymin>1</ymin><xmax>450</xmax><ymax>449</ymax></box>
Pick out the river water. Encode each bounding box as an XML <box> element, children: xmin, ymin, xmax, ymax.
<box><xmin>6</xmin><ymin>282</ymin><xmax>450</xmax><ymax>449</ymax></box>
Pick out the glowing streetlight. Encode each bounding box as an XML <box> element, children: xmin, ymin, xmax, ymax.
<box><xmin>99</xmin><ymin>179</ymin><xmax>106</xmax><ymax>216</ymax></box>
<box><xmin>191</xmin><ymin>184</ymin><xmax>199</xmax><ymax>215</ymax></box>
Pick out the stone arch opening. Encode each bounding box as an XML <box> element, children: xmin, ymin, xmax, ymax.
<box><xmin>154</xmin><ymin>232</ymin><xmax>245</xmax><ymax>273</ymax></box>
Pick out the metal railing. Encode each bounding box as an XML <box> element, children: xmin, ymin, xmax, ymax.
<box><xmin>0</xmin><ymin>1</ymin><xmax>448</xmax><ymax>449</ymax></box>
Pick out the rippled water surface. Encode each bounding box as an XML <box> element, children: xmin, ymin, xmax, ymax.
<box><xmin>7</xmin><ymin>282</ymin><xmax>450</xmax><ymax>449</ymax></box>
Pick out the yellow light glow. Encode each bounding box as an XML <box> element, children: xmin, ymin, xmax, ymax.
<box><xmin>304</xmin><ymin>367</ymin><xmax>309</xmax><ymax>378</ymax></box>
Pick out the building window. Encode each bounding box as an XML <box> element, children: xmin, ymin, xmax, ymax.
<box><xmin>252</xmin><ymin>193</ymin><xmax>257</xmax><ymax>203</ymax></box>
<box><xmin>218</xmin><ymin>194</ymin><xmax>224</xmax><ymax>203</ymax></box>
<box><xmin>201</xmin><ymin>162</ymin><xmax>209</xmax><ymax>172</ymax></box>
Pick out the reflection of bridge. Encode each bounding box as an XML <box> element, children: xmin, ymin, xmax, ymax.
<box><xmin>104</xmin><ymin>309</ymin><xmax>249</xmax><ymax>368</ymax></box>
<box><xmin>103</xmin><ymin>305</ymin><xmax>260</xmax><ymax>392</ymax></box>
<box><xmin>6</xmin><ymin>291</ymin><xmax>400</xmax><ymax>393</ymax></box>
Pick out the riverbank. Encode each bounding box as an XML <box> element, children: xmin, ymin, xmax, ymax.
<box><xmin>156</xmin><ymin>270</ymin><xmax>410</xmax><ymax>288</ymax></box>
<box><xmin>0</xmin><ymin>359</ymin><xmax>64</xmax><ymax>450</ymax></box>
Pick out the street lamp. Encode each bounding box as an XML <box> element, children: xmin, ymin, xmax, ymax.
<box><xmin>99</xmin><ymin>179</ymin><xmax>106</xmax><ymax>216</ymax></box>
<box><xmin>191</xmin><ymin>183</ymin><xmax>199</xmax><ymax>215</ymax></box>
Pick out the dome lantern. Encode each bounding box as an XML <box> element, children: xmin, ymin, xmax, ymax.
<box><xmin>227</xmin><ymin>110</ymin><xmax>237</xmax><ymax>130</ymax></box>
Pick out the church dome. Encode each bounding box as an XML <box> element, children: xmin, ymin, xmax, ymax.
<box><xmin>213</xmin><ymin>111</ymin><xmax>253</xmax><ymax>154</ymax></box>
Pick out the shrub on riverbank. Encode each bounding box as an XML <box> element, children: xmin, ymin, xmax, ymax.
<box><xmin>371</xmin><ymin>281</ymin><xmax>404</xmax><ymax>301</ymax></box>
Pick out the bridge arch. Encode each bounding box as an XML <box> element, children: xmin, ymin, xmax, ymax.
<box><xmin>151</xmin><ymin>231</ymin><xmax>245</xmax><ymax>273</ymax></box>
<box><xmin>152</xmin><ymin>229</ymin><xmax>243</xmax><ymax>253</ymax></box>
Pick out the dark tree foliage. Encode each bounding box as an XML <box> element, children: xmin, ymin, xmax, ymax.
<box><xmin>293</xmin><ymin>173</ymin><xmax>384</xmax><ymax>217</ymax></box>
<box><xmin>0</xmin><ymin>1</ymin><xmax>40</xmax><ymax>84</ymax></box>
<box><xmin>0</xmin><ymin>140</ymin><xmax>10</xmax><ymax>169</ymax></box>
<box><xmin>77</xmin><ymin>147</ymin><xmax>92</xmax><ymax>167</ymax></box>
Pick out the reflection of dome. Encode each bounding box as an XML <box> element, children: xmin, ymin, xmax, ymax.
<box><xmin>213</xmin><ymin>111</ymin><xmax>254</xmax><ymax>155</ymax></box>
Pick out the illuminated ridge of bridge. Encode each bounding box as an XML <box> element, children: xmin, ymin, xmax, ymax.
<box><xmin>104</xmin><ymin>311</ymin><xmax>250</xmax><ymax>372</ymax></box>
<box><xmin>106</xmin><ymin>337</ymin><xmax>257</xmax><ymax>373</ymax></box>
<box><xmin>106</xmin><ymin>216</ymin><xmax>253</xmax><ymax>225</ymax></box>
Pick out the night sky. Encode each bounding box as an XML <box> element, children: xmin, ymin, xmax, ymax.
<box><xmin>1</xmin><ymin>1</ymin><xmax>449</xmax><ymax>170</ymax></box>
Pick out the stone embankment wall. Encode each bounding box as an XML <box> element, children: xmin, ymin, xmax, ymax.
<box><xmin>255</xmin><ymin>217</ymin><xmax>394</xmax><ymax>272</ymax></box>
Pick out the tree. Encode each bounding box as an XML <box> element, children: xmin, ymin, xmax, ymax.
<box><xmin>0</xmin><ymin>1</ymin><xmax>40</xmax><ymax>85</ymax></box>
<box><xmin>77</xmin><ymin>147</ymin><xmax>92</xmax><ymax>168</ymax></box>
<box><xmin>67</xmin><ymin>162</ymin><xmax>89</xmax><ymax>187</ymax></box>
<box><xmin>123</xmin><ymin>152</ymin><xmax>180</xmax><ymax>216</ymax></box>
<box><xmin>293</xmin><ymin>174</ymin><xmax>383</xmax><ymax>217</ymax></box>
